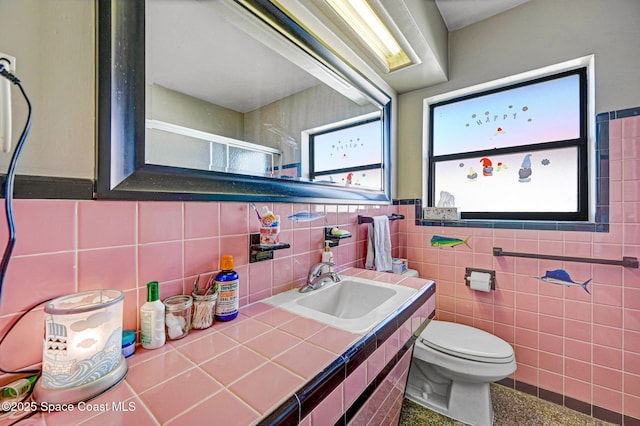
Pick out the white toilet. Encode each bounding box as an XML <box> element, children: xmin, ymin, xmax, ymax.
<box><xmin>405</xmin><ymin>320</ymin><xmax>517</xmax><ymax>426</ymax></box>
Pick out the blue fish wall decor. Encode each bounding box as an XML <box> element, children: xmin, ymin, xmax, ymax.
<box><xmin>534</xmin><ymin>269</ymin><xmax>591</xmax><ymax>294</ymax></box>
<box><xmin>287</xmin><ymin>211</ymin><xmax>327</xmax><ymax>223</ymax></box>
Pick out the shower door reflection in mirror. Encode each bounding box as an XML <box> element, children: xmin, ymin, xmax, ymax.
<box><xmin>145</xmin><ymin>0</ymin><xmax>381</xmax><ymax>186</ymax></box>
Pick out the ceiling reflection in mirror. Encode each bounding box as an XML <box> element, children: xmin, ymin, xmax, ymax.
<box><xmin>145</xmin><ymin>0</ymin><xmax>383</xmax><ymax>190</ymax></box>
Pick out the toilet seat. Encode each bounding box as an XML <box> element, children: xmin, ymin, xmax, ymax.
<box><xmin>420</xmin><ymin>321</ymin><xmax>514</xmax><ymax>363</ymax></box>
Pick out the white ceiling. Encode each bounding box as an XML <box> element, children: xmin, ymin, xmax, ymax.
<box><xmin>300</xmin><ymin>0</ymin><xmax>535</xmax><ymax>93</ymax></box>
<box><xmin>146</xmin><ymin>0</ymin><xmax>321</xmax><ymax>113</ymax></box>
<box><xmin>435</xmin><ymin>0</ymin><xmax>532</xmax><ymax>31</ymax></box>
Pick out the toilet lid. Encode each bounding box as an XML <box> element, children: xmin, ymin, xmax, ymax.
<box><xmin>420</xmin><ymin>321</ymin><xmax>514</xmax><ymax>363</ymax></box>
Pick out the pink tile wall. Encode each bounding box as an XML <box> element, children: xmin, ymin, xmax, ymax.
<box><xmin>346</xmin><ymin>346</ymin><xmax>413</xmax><ymax>425</ymax></box>
<box><xmin>0</xmin><ymin>201</ymin><xmax>399</xmax><ymax>375</ymax></box>
<box><xmin>398</xmin><ymin>115</ymin><xmax>640</xmax><ymax>421</ymax></box>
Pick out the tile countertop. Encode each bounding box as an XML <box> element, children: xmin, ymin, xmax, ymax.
<box><xmin>17</xmin><ymin>268</ymin><xmax>434</xmax><ymax>426</ymax></box>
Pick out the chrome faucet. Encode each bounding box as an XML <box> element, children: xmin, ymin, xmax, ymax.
<box><xmin>299</xmin><ymin>261</ymin><xmax>341</xmax><ymax>293</ymax></box>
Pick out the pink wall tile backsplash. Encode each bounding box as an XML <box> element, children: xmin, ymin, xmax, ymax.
<box><xmin>78</xmin><ymin>201</ymin><xmax>136</xmax><ymax>249</ymax></box>
<box><xmin>398</xmin><ymin>115</ymin><xmax>640</xmax><ymax>421</ymax></box>
<box><xmin>0</xmin><ymin>201</ymin><xmax>398</xmax><ymax>372</ymax></box>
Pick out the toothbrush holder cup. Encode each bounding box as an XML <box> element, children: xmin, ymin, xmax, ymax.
<box><xmin>260</xmin><ymin>225</ymin><xmax>280</xmax><ymax>245</ymax></box>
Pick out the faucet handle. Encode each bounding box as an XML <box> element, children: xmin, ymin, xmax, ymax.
<box><xmin>311</xmin><ymin>261</ymin><xmax>334</xmax><ymax>276</ymax></box>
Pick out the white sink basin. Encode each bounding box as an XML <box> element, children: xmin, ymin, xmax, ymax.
<box><xmin>262</xmin><ymin>276</ymin><xmax>417</xmax><ymax>334</ymax></box>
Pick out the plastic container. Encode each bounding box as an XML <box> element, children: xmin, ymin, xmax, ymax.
<box><xmin>215</xmin><ymin>255</ymin><xmax>239</xmax><ymax>321</ymax></box>
<box><xmin>163</xmin><ymin>295</ymin><xmax>193</xmax><ymax>340</ymax></box>
<box><xmin>191</xmin><ymin>291</ymin><xmax>217</xmax><ymax>330</ymax></box>
<box><xmin>141</xmin><ymin>281</ymin><xmax>166</xmax><ymax>349</ymax></box>
<box><xmin>122</xmin><ymin>330</ymin><xmax>136</xmax><ymax>358</ymax></box>
<box><xmin>392</xmin><ymin>258</ymin><xmax>408</xmax><ymax>275</ymax></box>
<box><xmin>261</xmin><ymin>206</ymin><xmax>276</xmax><ymax>227</ymax></box>
<box><xmin>259</xmin><ymin>225</ymin><xmax>280</xmax><ymax>245</ymax></box>
<box><xmin>1</xmin><ymin>376</ymin><xmax>37</xmax><ymax>401</ymax></box>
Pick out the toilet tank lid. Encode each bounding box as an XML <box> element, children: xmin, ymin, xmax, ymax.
<box><xmin>420</xmin><ymin>320</ymin><xmax>514</xmax><ymax>362</ymax></box>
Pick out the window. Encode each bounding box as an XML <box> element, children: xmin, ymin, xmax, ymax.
<box><xmin>428</xmin><ymin>68</ymin><xmax>588</xmax><ymax>221</ymax></box>
<box><xmin>308</xmin><ymin>115</ymin><xmax>383</xmax><ymax>190</ymax></box>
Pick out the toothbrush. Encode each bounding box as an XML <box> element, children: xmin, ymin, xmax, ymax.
<box><xmin>250</xmin><ymin>203</ymin><xmax>261</xmax><ymax>221</ymax></box>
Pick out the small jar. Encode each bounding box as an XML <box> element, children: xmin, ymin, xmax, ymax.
<box><xmin>191</xmin><ymin>291</ymin><xmax>217</xmax><ymax>330</ymax></box>
<box><xmin>122</xmin><ymin>330</ymin><xmax>136</xmax><ymax>358</ymax></box>
<box><xmin>163</xmin><ymin>295</ymin><xmax>193</xmax><ymax>340</ymax></box>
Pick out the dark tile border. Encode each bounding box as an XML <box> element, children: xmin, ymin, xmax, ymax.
<box><xmin>393</xmin><ymin>198</ymin><xmax>421</xmax><ymax>206</ymax></box>
<box><xmin>343</xmin><ymin>338</ymin><xmax>376</xmax><ymax>376</ymax></box>
<box><xmin>514</xmin><ymin>380</ymin><xmax>537</xmax><ymax>397</ymax></box>
<box><xmin>0</xmin><ymin>175</ymin><xmax>94</xmax><ymax>200</ymax></box>
<box><xmin>496</xmin><ymin>380</ymin><xmax>639</xmax><ymax>425</ymax></box>
<box><xmin>538</xmin><ymin>387</ymin><xmax>563</xmax><ymax>407</ymax></box>
<box><xmin>596</xmin><ymin>106</ymin><xmax>640</xmax><ymax>121</ymax></box>
<box><xmin>565</xmin><ymin>395</ymin><xmax>592</xmax><ymax>417</ymax></box>
<box><xmin>625</xmin><ymin>415</ymin><xmax>640</xmax><ymax>426</ymax></box>
<box><xmin>593</xmin><ymin>405</ymin><xmax>623</xmax><ymax>426</ymax></box>
<box><xmin>297</xmin><ymin>357</ymin><xmax>346</xmax><ymax>419</ymax></box>
<box><xmin>261</xmin><ymin>395</ymin><xmax>300</xmax><ymax>426</ymax></box>
<box><xmin>495</xmin><ymin>377</ymin><xmax>514</xmax><ymax>389</ymax></box>
<box><xmin>258</xmin><ymin>281</ymin><xmax>436</xmax><ymax>425</ymax></box>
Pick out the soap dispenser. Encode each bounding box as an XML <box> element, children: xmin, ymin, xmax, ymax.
<box><xmin>322</xmin><ymin>240</ymin><xmax>334</xmax><ymax>272</ymax></box>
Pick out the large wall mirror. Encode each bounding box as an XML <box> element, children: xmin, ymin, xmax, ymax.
<box><xmin>97</xmin><ymin>0</ymin><xmax>392</xmax><ymax>202</ymax></box>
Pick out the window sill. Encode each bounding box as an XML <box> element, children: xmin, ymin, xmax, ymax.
<box><xmin>395</xmin><ymin>199</ymin><xmax>608</xmax><ymax>233</ymax></box>
<box><xmin>415</xmin><ymin>218</ymin><xmax>607</xmax><ymax>233</ymax></box>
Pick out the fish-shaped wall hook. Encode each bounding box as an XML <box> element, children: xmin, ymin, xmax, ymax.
<box><xmin>287</xmin><ymin>211</ymin><xmax>327</xmax><ymax>223</ymax></box>
<box><xmin>534</xmin><ymin>269</ymin><xmax>591</xmax><ymax>294</ymax></box>
<box><xmin>430</xmin><ymin>235</ymin><xmax>471</xmax><ymax>249</ymax></box>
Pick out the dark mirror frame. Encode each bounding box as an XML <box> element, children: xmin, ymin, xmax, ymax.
<box><xmin>96</xmin><ymin>0</ymin><xmax>392</xmax><ymax>203</ymax></box>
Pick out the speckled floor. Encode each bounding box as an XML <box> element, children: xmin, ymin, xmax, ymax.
<box><xmin>399</xmin><ymin>383</ymin><xmax>615</xmax><ymax>426</ymax></box>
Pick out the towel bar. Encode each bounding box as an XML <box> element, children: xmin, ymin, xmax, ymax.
<box><xmin>357</xmin><ymin>214</ymin><xmax>404</xmax><ymax>224</ymax></box>
<box><xmin>493</xmin><ymin>247</ymin><xmax>639</xmax><ymax>268</ymax></box>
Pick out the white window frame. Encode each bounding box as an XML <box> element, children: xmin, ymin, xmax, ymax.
<box><xmin>422</xmin><ymin>55</ymin><xmax>596</xmax><ymax>222</ymax></box>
